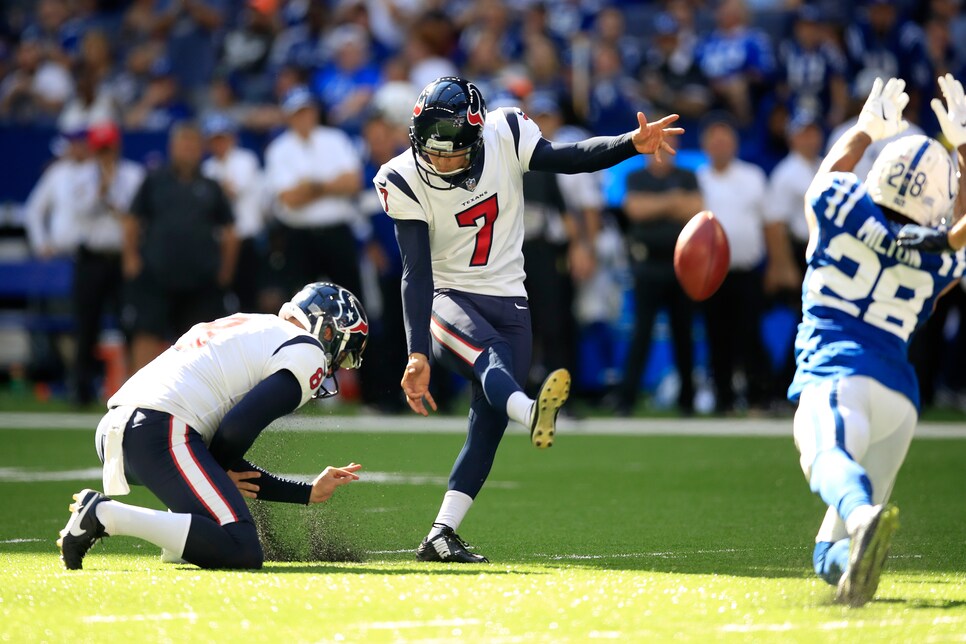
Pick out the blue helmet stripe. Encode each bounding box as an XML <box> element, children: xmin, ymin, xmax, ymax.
<box><xmin>897</xmin><ymin>139</ymin><xmax>931</xmax><ymax>197</ymax></box>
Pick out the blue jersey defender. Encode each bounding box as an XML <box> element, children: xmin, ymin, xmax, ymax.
<box><xmin>790</xmin><ymin>75</ymin><xmax>966</xmax><ymax>607</ymax></box>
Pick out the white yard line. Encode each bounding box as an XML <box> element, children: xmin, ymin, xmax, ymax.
<box><xmin>82</xmin><ymin>612</ymin><xmax>198</xmax><ymax>624</ymax></box>
<box><xmin>1</xmin><ymin>412</ymin><xmax>965</xmax><ymax>439</ymax></box>
<box><xmin>0</xmin><ymin>538</ymin><xmax>44</xmax><ymax>544</ymax></box>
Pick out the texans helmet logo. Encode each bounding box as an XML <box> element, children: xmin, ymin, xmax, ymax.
<box><xmin>466</xmin><ymin>83</ymin><xmax>485</xmax><ymax>127</ymax></box>
<box><xmin>413</xmin><ymin>93</ymin><xmax>426</xmax><ymax>117</ymax></box>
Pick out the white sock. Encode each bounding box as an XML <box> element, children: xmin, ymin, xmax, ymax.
<box><xmin>845</xmin><ymin>504</ymin><xmax>878</xmax><ymax>536</ymax></box>
<box><xmin>96</xmin><ymin>500</ymin><xmax>192</xmax><ymax>557</ymax></box>
<box><xmin>428</xmin><ymin>490</ymin><xmax>474</xmax><ymax>538</ymax></box>
<box><xmin>506</xmin><ymin>391</ymin><xmax>534</xmax><ymax>427</ymax></box>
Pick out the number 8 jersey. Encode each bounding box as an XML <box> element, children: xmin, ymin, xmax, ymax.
<box><xmin>789</xmin><ymin>172</ymin><xmax>966</xmax><ymax>409</ymax></box>
<box><xmin>373</xmin><ymin>108</ymin><xmax>544</xmax><ymax>298</ymax></box>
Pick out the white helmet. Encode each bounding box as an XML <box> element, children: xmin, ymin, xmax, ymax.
<box><xmin>865</xmin><ymin>134</ymin><xmax>958</xmax><ymax>226</ymax></box>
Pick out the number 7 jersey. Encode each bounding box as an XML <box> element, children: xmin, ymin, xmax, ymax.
<box><xmin>789</xmin><ymin>172</ymin><xmax>966</xmax><ymax>409</ymax></box>
<box><xmin>373</xmin><ymin>108</ymin><xmax>544</xmax><ymax>298</ymax></box>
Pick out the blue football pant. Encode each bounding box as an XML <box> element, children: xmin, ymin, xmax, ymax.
<box><xmin>105</xmin><ymin>409</ymin><xmax>263</xmax><ymax>569</ymax></box>
<box><xmin>429</xmin><ymin>290</ymin><xmax>531</xmax><ymax>498</ymax></box>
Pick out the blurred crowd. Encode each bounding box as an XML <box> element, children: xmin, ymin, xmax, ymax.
<box><xmin>5</xmin><ymin>0</ymin><xmax>966</xmax><ymax>415</ymax></box>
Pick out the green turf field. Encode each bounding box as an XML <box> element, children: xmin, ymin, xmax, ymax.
<box><xmin>2</xmin><ymin>416</ymin><xmax>966</xmax><ymax>642</ymax></box>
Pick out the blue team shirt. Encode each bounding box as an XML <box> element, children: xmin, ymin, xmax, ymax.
<box><xmin>788</xmin><ymin>172</ymin><xmax>966</xmax><ymax>409</ymax></box>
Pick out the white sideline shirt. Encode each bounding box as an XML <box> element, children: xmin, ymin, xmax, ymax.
<box><xmin>265</xmin><ymin>127</ymin><xmax>362</xmax><ymax>228</ymax></box>
<box><xmin>203</xmin><ymin>146</ymin><xmax>265</xmax><ymax>240</ymax></box>
<box><xmin>765</xmin><ymin>151</ymin><xmax>822</xmax><ymax>245</ymax></box>
<box><xmin>697</xmin><ymin>159</ymin><xmax>768</xmax><ymax>270</ymax></box>
<box><xmin>74</xmin><ymin>158</ymin><xmax>145</xmax><ymax>253</ymax></box>
<box><xmin>23</xmin><ymin>158</ymin><xmax>91</xmax><ymax>256</ymax></box>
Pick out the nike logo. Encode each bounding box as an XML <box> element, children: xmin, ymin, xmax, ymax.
<box><xmin>514</xmin><ymin>303</ymin><xmax>527</xmax><ymax>310</ymax></box>
<box><xmin>376</xmin><ymin>179</ymin><xmax>387</xmax><ymax>187</ymax></box>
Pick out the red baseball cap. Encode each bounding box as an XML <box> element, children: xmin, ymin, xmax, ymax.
<box><xmin>88</xmin><ymin>122</ymin><xmax>121</xmax><ymax>150</ymax></box>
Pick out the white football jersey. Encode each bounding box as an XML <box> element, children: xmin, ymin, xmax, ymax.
<box><xmin>108</xmin><ymin>314</ymin><xmax>326</xmax><ymax>443</ymax></box>
<box><xmin>374</xmin><ymin>107</ymin><xmax>544</xmax><ymax>298</ymax></box>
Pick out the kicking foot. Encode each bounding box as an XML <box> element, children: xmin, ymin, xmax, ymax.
<box><xmin>57</xmin><ymin>488</ymin><xmax>110</xmax><ymax>570</ymax></box>
<box><xmin>835</xmin><ymin>504</ymin><xmax>900</xmax><ymax>607</ymax></box>
<box><xmin>416</xmin><ymin>526</ymin><xmax>489</xmax><ymax>563</ymax></box>
<box><xmin>530</xmin><ymin>368</ymin><xmax>571</xmax><ymax>449</ymax></box>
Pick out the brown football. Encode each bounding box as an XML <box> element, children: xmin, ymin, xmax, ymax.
<box><xmin>673</xmin><ymin>210</ymin><xmax>730</xmax><ymax>302</ymax></box>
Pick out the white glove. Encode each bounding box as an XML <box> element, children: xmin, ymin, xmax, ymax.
<box><xmin>932</xmin><ymin>73</ymin><xmax>966</xmax><ymax>149</ymax></box>
<box><xmin>856</xmin><ymin>77</ymin><xmax>909</xmax><ymax>142</ymax></box>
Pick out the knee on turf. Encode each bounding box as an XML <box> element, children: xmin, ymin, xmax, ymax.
<box><xmin>220</xmin><ymin>522</ymin><xmax>264</xmax><ymax>570</ymax></box>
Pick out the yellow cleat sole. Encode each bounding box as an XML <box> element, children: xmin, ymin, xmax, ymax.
<box><xmin>531</xmin><ymin>368</ymin><xmax>571</xmax><ymax>449</ymax></box>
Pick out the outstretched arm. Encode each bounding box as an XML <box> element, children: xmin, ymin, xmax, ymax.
<box><xmin>898</xmin><ymin>74</ymin><xmax>966</xmax><ymax>252</ymax></box>
<box><xmin>529</xmin><ymin>112</ymin><xmax>684</xmax><ymax>175</ymax></box>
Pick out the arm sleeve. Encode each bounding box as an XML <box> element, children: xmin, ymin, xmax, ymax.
<box><xmin>208</xmin><ymin>369</ymin><xmax>303</xmax><ymax>471</ymax></box>
<box><xmin>23</xmin><ymin>170</ymin><xmax>54</xmax><ymax>253</ymax></box>
<box><xmin>232</xmin><ymin>459</ymin><xmax>312</xmax><ymax>505</ymax></box>
<box><xmin>528</xmin><ymin>134</ymin><xmax>638</xmax><ymax>175</ymax></box>
<box><xmin>394</xmin><ymin>219</ymin><xmax>433</xmax><ymax>356</ymax></box>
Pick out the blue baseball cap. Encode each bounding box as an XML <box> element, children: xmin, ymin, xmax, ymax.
<box><xmin>281</xmin><ymin>86</ymin><xmax>316</xmax><ymax>115</ymax></box>
<box><xmin>201</xmin><ymin>112</ymin><xmax>238</xmax><ymax>137</ymax></box>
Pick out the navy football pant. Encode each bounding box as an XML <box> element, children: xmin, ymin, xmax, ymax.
<box><xmin>429</xmin><ymin>290</ymin><xmax>531</xmax><ymax>498</ymax></box>
<box><xmin>113</xmin><ymin>409</ymin><xmax>263</xmax><ymax>569</ymax></box>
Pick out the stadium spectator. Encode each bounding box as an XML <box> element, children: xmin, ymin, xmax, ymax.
<box><xmin>123</xmin><ymin>58</ymin><xmax>192</xmax><ymax>131</ymax></box>
<box><xmin>585</xmin><ymin>42</ymin><xmax>647</xmax><ymax>136</ymax></box>
<box><xmin>58</xmin><ymin>64</ymin><xmax>118</xmax><ymax>133</ymax></box>
<box><xmin>698</xmin><ymin>0</ymin><xmax>775</xmax><ymax>126</ymax></box>
<box><xmin>461</xmin><ymin>28</ymin><xmax>508</xmax><ymax>101</ymax></box>
<box><xmin>122</xmin><ymin>122</ymin><xmax>239</xmax><ymax>370</ymax></box>
<box><xmin>522</xmin><ymin>34</ymin><xmax>566</xmax><ymax>101</ymax></box>
<box><xmin>0</xmin><ymin>38</ymin><xmax>73</xmax><ymax>124</ymax></box>
<box><xmin>403</xmin><ymin>12</ymin><xmax>459</xmax><ymax>90</ymax></box>
<box><xmin>844</xmin><ymin>0</ymin><xmax>932</xmax><ymax>126</ymax></box>
<box><xmin>77</xmin><ymin>30</ymin><xmax>117</xmax><ymax>88</ymax></box>
<box><xmin>268</xmin><ymin>0</ymin><xmax>329</xmax><ymax>72</ymax></box>
<box><xmin>71</xmin><ymin>122</ymin><xmax>145</xmax><ymax>405</ymax></box>
<box><xmin>696</xmin><ymin>117</ymin><xmax>774</xmax><ymax>414</ymax></box>
<box><xmin>111</xmin><ymin>42</ymin><xmax>163</xmax><ymax>114</ymax></box>
<box><xmin>616</xmin><ymin>154</ymin><xmax>703</xmax><ymax>417</ymax></box>
<box><xmin>775</xmin><ymin>6</ymin><xmax>848</xmax><ymax>128</ymax></box>
<box><xmin>218</xmin><ymin>3</ymin><xmax>278</xmax><ymax>103</ymax></box>
<box><xmin>311</xmin><ymin>25</ymin><xmax>382</xmax><ymax>137</ymax></box>
<box><xmin>23</xmin><ymin>127</ymin><xmax>89</xmax><ymax>260</ymax></box>
<box><xmin>22</xmin><ymin>0</ymin><xmax>80</xmax><ymax>62</ymax></box>
<box><xmin>264</xmin><ymin>86</ymin><xmax>364</xmax><ymax>301</ymax></box>
<box><xmin>201</xmin><ymin>113</ymin><xmax>266</xmax><ymax>314</ymax></box>
<box><xmin>641</xmin><ymin>12</ymin><xmax>711</xmax><ymax>129</ymax></box>
<box><xmin>150</xmin><ymin>0</ymin><xmax>227</xmax><ymax>102</ymax></box>
<box><xmin>592</xmin><ymin>5</ymin><xmax>643</xmax><ymax>78</ymax></box>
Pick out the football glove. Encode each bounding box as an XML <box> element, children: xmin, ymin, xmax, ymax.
<box><xmin>895</xmin><ymin>224</ymin><xmax>953</xmax><ymax>254</ymax></box>
<box><xmin>857</xmin><ymin>77</ymin><xmax>909</xmax><ymax>142</ymax></box>
<box><xmin>932</xmin><ymin>73</ymin><xmax>966</xmax><ymax>149</ymax></box>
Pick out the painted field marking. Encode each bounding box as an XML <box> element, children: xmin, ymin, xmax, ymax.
<box><xmin>2</xmin><ymin>412</ymin><xmax>966</xmax><ymax>440</ymax></box>
<box><xmin>83</xmin><ymin>612</ymin><xmax>198</xmax><ymax>624</ymax></box>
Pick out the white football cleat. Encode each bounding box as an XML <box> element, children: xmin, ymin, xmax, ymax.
<box><xmin>836</xmin><ymin>504</ymin><xmax>900</xmax><ymax>607</ymax></box>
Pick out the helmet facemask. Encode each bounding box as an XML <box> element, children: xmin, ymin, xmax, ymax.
<box><xmin>409</xmin><ymin>77</ymin><xmax>487</xmax><ymax>190</ymax></box>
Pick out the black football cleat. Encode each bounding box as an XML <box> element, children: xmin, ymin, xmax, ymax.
<box><xmin>57</xmin><ymin>488</ymin><xmax>110</xmax><ymax>570</ymax></box>
<box><xmin>530</xmin><ymin>368</ymin><xmax>571</xmax><ymax>449</ymax></box>
<box><xmin>416</xmin><ymin>526</ymin><xmax>489</xmax><ymax>563</ymax></box>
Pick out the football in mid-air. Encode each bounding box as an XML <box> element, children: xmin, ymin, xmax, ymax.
<box><xmin>674</xmin><ymin>210</ymin><xmax>730</xmax><ymax>302</ymax></box>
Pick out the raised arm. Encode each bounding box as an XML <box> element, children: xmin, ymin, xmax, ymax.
<box><xmin>529</xmin><ymin>112</ymin><xmax>684</xmax><ymax>175</ymax></box>
<box><xmin>897</xmin><ymin>74</ymin><xmax>966</xmax><ymax>252</ymax></box>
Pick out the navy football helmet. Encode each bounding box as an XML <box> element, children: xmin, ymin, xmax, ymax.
<box><xmin>409</xmin><ymin>77</ymin><xmax>487</xmax><ymax>190</ymax></box>
<box><xmin>279</xmin><ymin>282</ymin><xmax>368</xmax><ymax>398</ymax></box>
